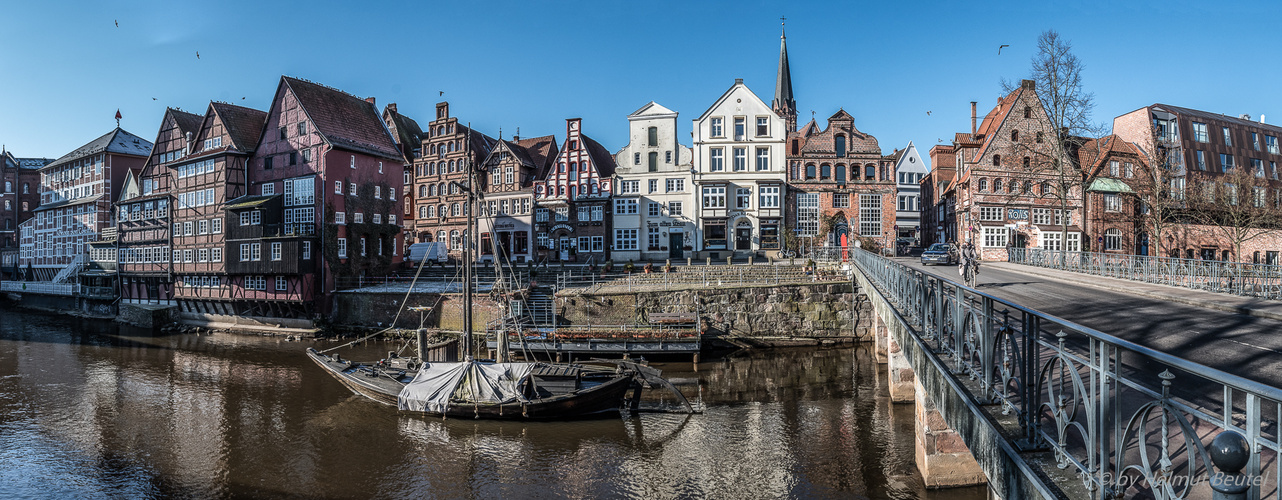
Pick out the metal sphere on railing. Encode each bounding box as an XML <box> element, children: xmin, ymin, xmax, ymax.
<box><xmin>1209</xmin><ymin>429</ymin><xmax>1250</xmax><ymax>474</ymax></box>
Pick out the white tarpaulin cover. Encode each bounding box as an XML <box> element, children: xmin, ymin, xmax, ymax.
<box><xmin>397</xmin><ymin>361</ymin><xmax>537</xmax><ymax>414</ymax></box>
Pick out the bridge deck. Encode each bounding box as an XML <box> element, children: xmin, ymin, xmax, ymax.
<box><xmin>901</xmin><ymin>257</ymin><xmax>1282</xmax><ymax>392</ymax></box>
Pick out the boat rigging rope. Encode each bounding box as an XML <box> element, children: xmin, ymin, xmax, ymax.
<box><xmin>319</xmin><ymin>238</ymin><xmax>461</xmax><ymax>354</ymax></box>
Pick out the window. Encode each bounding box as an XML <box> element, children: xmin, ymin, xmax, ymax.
<box><xmin>992</xmin><ymin>154</ymin><xmax>1001</xmax><ymax>166</ymax></box>
<box><xmin>648</xmin><ymin>201</ymin><xmax>662</xmax><ymax>216</ymax></box>
<box><xmin>859</xmin><ymin>194</ymin><xmax>881</xmax><ymax>237</ymax></box>
<box><xmin>759</xmin><ymin>186</ymin><xmax>779</xmax><ymax>208</ymax></box>
<box><xmin>334</xmin><ymin>211</ymin><xmax>346</xmax><ymax>224</ymax></box>
<box><xmin>736</xmin><ymin>188</ymin><xmax>752</xmax><ymax>209</ymax></box>
<box><xmin>702</xmin><ymin>186</ymin><xmax>726</xmax><ymax>208</ymax></box>
<box><xmin>614</xmin><ymin>229</ymin><xmax>638</xmax><ymax>250</ymax></box>
<box><xmin>615</xmin><ymin>199</ymin><xmax>637</xmax><ymax>214</ymax></box>
<box><xmin>666</xmin><ymin>179</ymin><xmax>684</xmax><ymax>192</ymax></box>
<box><xmin>665</xmin><ymin>150</ymin><xmax>672</xmax><ymax>163</ymax></box>
<box><xmin>1192</xmin><ymin>122</ymin><xmax>1209</xmax><ymax>143</ymax></box>
<box><xmin>710</xmin><ymin>117</ymin><xmax>723</xmax><ymax>137</ymax></box>
<box><xmin>591</xmin><ymin>206</ymin><xmax>603</xmax><ymax>221</ymax></box>
<box><xmin>982</xmin><ymin>227</ymin><xmax>1008</xmax><ymax>248</ymax></box>
<box><xmin>756</xmin><ymin>117</ymin><xmax>769</xmax><ymax>137</ymax></box>
<box><xmin>980</xmin><ymin>206</ymin><xmax>1004</xmax><ymax>221</ymax></box>
<box><xmin>668</xmin><ymin>201</ymin><xmax>683</xmax><ymax>215</ymax></box>
<box><xmin>335</xmin><ymin>181</ymin><xmax>342</xmax><ymax>194</ymax></box>
<box><xmin>649</xmin><ymin>179</ymin><xmax>658</xmax><ymax>193</ymax></box>
<box><xmin>240</xmin><ymin>243</ymin><xmax>250</xmax><ymax>262</ymax></box>
<box><xmin>1221</xmin><ymin>153</ymin><xmax>1235</xmax><ymax>172</ymax></box>
<box><xmin>354</xmin><ymin>212</ymin><xmax>364</xmax><ymax>224</ymax></box>
<box><xmin>835</xmin><ymin>164</ymin><xmax>846</xmax><ymax>183</ymax></box>
<box><xmin>360</xmin><ymin>237</ymin><xmax>367</xmax><ymax>256</ymax></box>
<box><xmin>1125</xmin><ymin>163</ymin><xmax>1134</xmax><ymax>178</ymax></box>
<box><xmin>374</xmin><ymin>186</ymin><xmax>381</xmax><ymax>199</ymax></box>
<box><xmin>1109</xmin><ymin>161</ymin><xmax>1119</xmax><ymax>177</ymax></box>
<box><xmin>592</xmin><ymin>236</ymin><xmax>603</xmax><ymax>252</ymax></box>
<box><xmin>251</xmin><ymin>243</ymin><xmax>261</xmax><ymax>261</ymax></box>
<box><xmin>184</xmin><ymin>221</ymin><xmax>194</xmax><ymax>236</ymax></box>
<box><xmin>276</xmin><ymin>276</ymin><xmax>287</xmax><ymax>292</ymax></box>
<box><xmin>1269</xmin><ymin>136</ymin><xmax>1280</xmax><ymax>155</ymax></box>
<box><xmin>733</xmin><ymin>148</ymin><xmax>746</xmax><ymax>171</ymax></box>
<box><xmin>734</xmin><ymin>117</ymin><xmax>745</xmax><ymax>140</ymax></box>
<box><xmin>978</xmin><ymin>178</ymin><xmax>988</xmax><ymax>191</ymax></box>
<box><xmin>210</xmin><ymin>218</ymin><xmax>222</xmax><ymax>234</ymax></box>
<box><xmin>1104</xmin><ymin>194</ymin><xmax>1121</xmax><ymax>212</ymax></box>
<box><xmin>350</xmin><ymin>155</ymin><xmax>356</xmax><ymax>168</ymax></box>
<box><xmin>271</xmin><ymin>242</ymin><xmax>282</xmax><ymax>261</ymax></box>
<box><xmin>755</xmin><ymin>147</ymin><xmax>770</xmax><ymax>171</ymax></box>
<box><xmin>198</xmin><ymin>219</ymin><xmax>209</xmax><ymax>234</ymax></box>
<box><xmin>833</xmin><ymin>193</ymin><xmax>849</xmax><ymax>208</ymax></box>
<box><xmin>1255</xmin><ymin>187</ymin><xmax>1267</xmax><ymax>207</ymax></box>
<box><xmin>1254</xmin><ymin>158</ymin><xmax>1266</xmax><ymax>177</ymax></box>
<box><xmin>245</xmin><ymin>276</ymin><xmax>266</xmax><ymax>291</ymax></box>
<box><xmin>820</xmin><ymin>164</ymin><xmax>831</xmax><ymax>179</ymax></box>
<box><xmin>1196</xmin><ymin>151</ymin><xmax>1207</xmax><ymax>170</ymax></box>
<box><xmin>634</xmin><ymin>152</ymin><xmax>640</xmax><ymax>165</ymax></box>
<box><xmin>337</xmin><ymin>238</ymin><xmax>348</xmax><ymax>258</ymax></box>
<box><xmin>647</xmin><ymin>126</ymin><xmax>658</xmax><ymax>146</ymax></box>
<box><xmin>577</xmin><ymin>236</ymin><xmax>591</xmax><ymax>253</ymax></box>
<box><xmin>251</xmin><ymin>211</ymin><xmax>261</xmax><ymax>225</ymax></box>
<box><xmin>211</xmin><ymin>248</ymin><xmax>222</xmax><ymax>262</ymax></box>
<box><xmin>620</xmin><ymin>180</ymin><xmax>639</xmax><ymax>194</ymax></box>
<box><xmin>555</xmin><ymin>207</ymin><xmax>569</xmax><ymax>221</ymax></box>
<box><xmin>1104</xmin><ymin>229</ymin><xmax>1122</xmax><ymax>251</ymax></box>
<box><xmin>1223</xmin><ymin>127</ymin><xmax>1232</xmax><ymax>146</ymax></box>
<box><xmin>710</xmin><ymin>148</ymin><xmax>724</xmax><ymax>171</ymax></box>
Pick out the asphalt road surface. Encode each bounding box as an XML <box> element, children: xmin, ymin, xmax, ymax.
<box><xmin>897</xmin><ymin>257</ymin><xmax>1282</xmax><ymax>393</ymax></box>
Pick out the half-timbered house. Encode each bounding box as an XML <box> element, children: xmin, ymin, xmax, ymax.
<box><xmin>477</xmin><ymin>134</ymin><xmax>557</xmax><ymax>264</ymax></box>
<box><xmin>532</xmin><ymin>118</ymin><xmax>617</xmax><ymax>263</ymax></box>
<box><xmin>228</xmin><ymin>76</ymin><xmax>405</xmax><ymax>319</ymax></box>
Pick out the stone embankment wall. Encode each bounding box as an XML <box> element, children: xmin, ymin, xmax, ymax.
<box><xmin>333</xmin><ymin>291</ymin><xmax>500</xmax><ymax>331</ymax></box>
<box><xmin>559</xmin><ymin>282</ymin><xmax>870</xmax><ymax>341</ymax></box>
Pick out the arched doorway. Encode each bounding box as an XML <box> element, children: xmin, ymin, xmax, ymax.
<box><xmin>734</xmin><ymin>219</ymin><xmax>754</xmax><ymax>251</ymax></box>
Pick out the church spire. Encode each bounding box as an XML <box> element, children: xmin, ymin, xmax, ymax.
<box><xmin>772</xmin><ymin>17</ymin><xmax>797</xmax><ymax>133</ymax></box>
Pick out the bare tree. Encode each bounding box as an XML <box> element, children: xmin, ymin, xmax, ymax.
<box><xmin>1002</xmin><ymin>30</ymin><xmax>1103</xmax><ymax>259</ymax></box>
<box><xmin>1186</xmin><ymin>163</ymin><xmax>1281</xmax><ymax>261</ymax></box>
<box><xmin>1129</xmin><ymin>128</ymin><xmax>1187</xmax><ymax>257</ymax></box>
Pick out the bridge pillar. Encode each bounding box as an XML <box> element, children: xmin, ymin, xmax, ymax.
<box><xmin>874</xmin><ymin>311</ymin><xmax>888</xmax><ymax>364</ymax></box>
<box><xmin>886</xmin><ymin>337</ymin><xmax>915</xmax><ymax>403</ymax></box>
<box><xmin>914</xmin><ymin>377</ymin><xmax>986</xmax><ymax>488</ymax></box>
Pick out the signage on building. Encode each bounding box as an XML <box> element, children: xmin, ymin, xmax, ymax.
<box><xmin>549</xmin><ymin>224</ymin><xmax>574</xmax><ymax>233</ymax></box>
<box><xmin>1008</xmin><ymin>208</ymin><xmax>1029</xmax><ymax>220</ymax></box>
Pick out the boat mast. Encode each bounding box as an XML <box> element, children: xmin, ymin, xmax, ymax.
<box><xmin>463</xmin><ymin>125</ymin><xmax>474</xmax><ymax>361</ymax></box>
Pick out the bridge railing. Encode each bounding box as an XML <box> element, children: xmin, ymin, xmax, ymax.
<box><xmin>1009</xmin><ymin>247</ymin><xmax>1282</xmax><ymax>299</ymax></box>
<box><xmin>854</xmin><ymin>248</ymin><xmax>1282</xmax><ymax>499</ymax></box>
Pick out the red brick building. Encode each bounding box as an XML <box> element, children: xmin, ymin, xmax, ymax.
<box><xmin>410</xmin><ymin>102</ymin><xmax>495</xmax><ymax>258</ymax></box>
<box><xmin>0</xmin><ymin>151</ymin><xmax>48</xmax><ymax>248</ymax></box>
<box><xmin>532</xmin><ymin>118</ymin><xmax>617</xmax><ymax>263</ymax></box>
<box><xmin>785</xmin><ymin>110</ymin><xmax>896</xmax><ymax>253</ymax></box>
<box><xmin>922</xmin><ymin>145</ymin><xmax>958</xmax><ymax>245</ymax></box>
<box><xmin>226</xmin><ymin>76</ymin><xmax>406</xmax><ymax>319</ymax></box>
<box><xmin>1078</xmin><ymin>135</ymin><xmax>1149</xmax><ymax>255</ymax></box>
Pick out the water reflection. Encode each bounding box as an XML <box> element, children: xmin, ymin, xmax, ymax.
<box><xmin>0</xmin><ymin>304</ymin><xmax>984</xmax><ymax>499</ymax></box>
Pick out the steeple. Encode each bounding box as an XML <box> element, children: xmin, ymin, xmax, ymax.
<box><xmin>772</xmin><ymin>17</ymin><xmax>797</xmax><ymax>133</ymax></box>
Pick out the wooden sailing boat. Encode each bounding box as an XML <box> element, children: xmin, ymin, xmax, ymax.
<box><xmin>308</xmin><ymin>126</ymin><xmax>688</xmax><ymax>419</ymax></box>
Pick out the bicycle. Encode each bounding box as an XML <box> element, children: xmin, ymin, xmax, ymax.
<box><xmin>960</xmin><ymin>259</ymin><xmax>979</xmax><ymax>288</ymax></box>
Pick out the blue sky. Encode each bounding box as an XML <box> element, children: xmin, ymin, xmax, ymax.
<box><xmin>3</xmin><ymin>0</ymin><xmax>1281</xmax><ymax>168</ymax></box>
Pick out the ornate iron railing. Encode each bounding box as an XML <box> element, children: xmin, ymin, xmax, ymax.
<box><xmin>1009</xmin><ymin>247</ymin><xmax>1282</xmax><ymax>300</ymax></box>
<box><xmin>853</xmin><ymin>248</ymin><xmax>1279</xmax><ymax>499</ymax></box>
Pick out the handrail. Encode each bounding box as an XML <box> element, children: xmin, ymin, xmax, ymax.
<box><xmin>1009</xmin><ymin>247</ymin><xmax>1282</xmax><ymax>299</ymax></box>
<box><xmin>852</xmin><ymin>247</ymin><xmax>1282</xmax><ymax>499</ymax></box>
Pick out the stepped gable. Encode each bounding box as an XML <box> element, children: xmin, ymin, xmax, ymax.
<box><xmin>798</xmin><ymin>109</ymin><xmax>880</xmax><ymax>155</ymax></box>
<box><xmin>210</xmin><ymin>102</ymin><xmax>268</xmax><ymax>152</ymax></box>
<box><xmin>281</xmin><ymin>76</ymin><xmax>403</xmax><ymax>161</ymax></box>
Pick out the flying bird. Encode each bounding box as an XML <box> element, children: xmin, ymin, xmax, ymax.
<box><xmin>152</xmin><ymin>97</ymin><xmax>156</xmax><ymax>100</ymax></box>
<box><xmin>439</xmin><ymin>91</ymin><xmax>444</xmax><ymax>96</ymax></box>
<box><xmin>196</xmin><ymin>51</ymin><xmax>200</xmax><ymax>59</ymax></box>
<box><xmin>926</xmin><ymin>111</ymin><xmax>932</xmax><ymax>116</ymax></box>
<box><xmin>114</xmin><ymin>20</ymin><xmax>118</xmax><ymax>27</ymax></box>
<box><xmin>998</xmin><ymin>44</ymin><xmax>1009</xmax><ymax>55</ymax></box>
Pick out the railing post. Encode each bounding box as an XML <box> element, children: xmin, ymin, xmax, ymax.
<box><xmin>1019</xmin><ymin>312</ymin><xmax>1041</xmax><ymax>449</ymax></box>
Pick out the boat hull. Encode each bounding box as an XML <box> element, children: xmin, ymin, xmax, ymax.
<box><xmin>307</xmin><ymin>349</ymin><xmax>635</xmax><ymax>420</ymax></box>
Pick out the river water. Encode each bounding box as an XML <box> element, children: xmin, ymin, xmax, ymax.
<box><xmin>0</xmin><ymin>304</ymin><xmax>986</xmax><ymax>499</ymax></box>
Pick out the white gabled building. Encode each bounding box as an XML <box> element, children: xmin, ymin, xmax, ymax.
<box><xmin>893</xmin><ymin>141</ymin><xmax>929</xmax><ymax>245</ymax></box>
<box><xmin>612</xmin><ymin>102</ymin><xmax>695</xmax><ymax>262</ymax></box>
<box><xmin>691</xmin><ymin>79</ymin><xmax>787</xmax><ymax>258</ymax></box>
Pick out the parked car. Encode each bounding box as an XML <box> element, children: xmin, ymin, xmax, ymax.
<box><xmin>920</xmin><ymin>243</ymin><xmax>956</xmax><ymax>266</ymax></box>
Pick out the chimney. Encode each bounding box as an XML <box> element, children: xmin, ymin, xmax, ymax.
<box><xmin>387</xmin><ymin>103</ymin><xmax>397</xmax><ymax>114</ymax></box>
<box><xmin>735</xmin><ymin>78</ymin><xmax>743</xmax><ymax>85</ymax></box>
<box><xmin>365</xmin><ymin>97</ymin><xmax>376</xmax><ymax>106</ymax></box>
<box><xmin>1262</xmin><ymin>114</ymin><xmax>1267</xmax><ymax>124</ymax></box>
<box><xmin>970</xmin><ymin>102</ymin><xmax>977</xmax><ymax>134</ymax></box>
<box><xmin>1021</xmin><ymin>79</ymin><xmax>1036</xmax><ymax>90</ymax></box>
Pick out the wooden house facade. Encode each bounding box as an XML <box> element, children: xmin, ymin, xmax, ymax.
<box><xmin>477</xmin><ymin>135</ymin><xmax>557</xmax><ymax>264</ymax></box>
